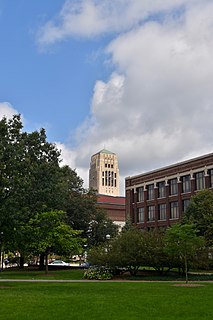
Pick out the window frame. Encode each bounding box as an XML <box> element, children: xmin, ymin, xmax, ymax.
<box><xmin>147</xmin><ymin>184</ymin><xmax>154</xmax><ymax>200</ymax></box>
<box><xmin>170</xmin><ymin>201</ymin><xmax>179</xmax><ymax>219</ymax></box>
<box><xmin>169</xmin><ymin>178</ymin><xmax>178</xmax><ymax>195</ymax></box>
<box><xmin>148</xmin><ymin>205</ymin><xmax>155</xmax><ymax>221</ymax></box>
<box><xmin>158</xmin><ymin>203</ymin><xmax>166</xmax><ymax>220</ymax></box>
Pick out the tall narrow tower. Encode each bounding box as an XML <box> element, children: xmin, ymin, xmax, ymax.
<box><xmin>89</xmin><ymin>149</ymin><xmax>120</xmax><ymax>196</ymax></box>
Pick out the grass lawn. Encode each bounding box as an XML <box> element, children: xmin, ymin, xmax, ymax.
<box><xmin>0</xmin><ymin>281</ymin><xmax>212</xmax><ymax>320</ymax></box>
<box><xmin>0</xmin><ymin>267</ymin><xmax>85</xmax><ymax>280</ymax></box>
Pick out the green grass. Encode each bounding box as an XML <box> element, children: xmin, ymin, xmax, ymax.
<box><xmin>0</xmin><ymin>268</ymin><xmax>85</xmax><ymax>280</ymax></box>
<box><xmin>0</xmin><ymin>281</ymin><xmax>212</xmax><ymax>320</ymax></box>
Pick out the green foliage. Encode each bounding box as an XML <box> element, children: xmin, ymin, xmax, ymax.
<box><xmin>141</xmin><ymin>229</ymin><xmax>173</xmax><ymax>273</ymax></box>
<box><xmin>22</xmin><ymin>210</ymin><xmax>84</xmax><ymax>256</ymax></box>
<box><xmin>89</xmin><ymin>228</ymin><xmax>146</xmax><ymax>276</ymax></box>
<box><xmin>87</xmin><ymin>209</ymin><xmax>118</xmax><ymax>247</ymax></box>
<box><xmin>87</xmin><ymin>243</ymin><xmax>109</xmax><ymax>267</ymax></box>
<box><xmin>89</xmin><ymin>226</ymin><xmax>207</xmax><ymax>278</ymax></box>
<box><xmin>165</xmin><ymin>223</ymin><xmax>204</xmax><ymax>282</ymax></box>
<box><xmin>0</xmin><ymin>115</ymin><xmax>97</xmax><ymax>265</ymax></box>
<box><xmin>184</xmin><ymin>189</ymin><xmax>213</xmax><ymax>246</ymax></box>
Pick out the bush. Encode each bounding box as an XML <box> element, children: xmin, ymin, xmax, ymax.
<box><xmin>83</xmin><ymin>267</ymin><xmax>113</xmax><ymax>280</ymax></box>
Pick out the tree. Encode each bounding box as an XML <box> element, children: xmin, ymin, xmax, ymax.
<box><xmin>22</xmin><ymin>210</ymin><xmax>83</xmax><ymax>273</ymax></box>
<box><xmin>164</xmin><ymin>224</ymin><xmax>204</xmax><ymax>283</ymax></box>
<box><xmin>141</xmin><ymin>229</ymin><xmax>173</xmax><ymax>274</ymax></box>
<box><xmin>0</xmin><ymin>115</ymin><xmax>85</xmax><ymax>267</ymax></box>
<box><xmin>107</xmin><ymin>228</ymin><xmax>146</xmax><ymax>276</ymax></box>
<box><xmin>87</xmin><ymin>209</ymin><xmax>118</xmax><ymax>247</ymax></box>
<box><xmin>183</xmin><ymin>189</ymin><xmax>213</xmax><ymax>246</ymax></box>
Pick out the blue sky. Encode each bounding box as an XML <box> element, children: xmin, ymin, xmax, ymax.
<box><xmin>0</xmin><ymin>0</ymin><xmax>112</xmax><ymax>143</ymax></box>
<box><xmin>1</xmin><ymin>0</ymin><xmax>213</xmax><ymax>194</ymax></box>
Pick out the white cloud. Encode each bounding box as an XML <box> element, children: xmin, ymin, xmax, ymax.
<box><xmin>37</xmin><ymin>0</ymin><xmax>197</xmax><ymax>45</ymax></box>
<box><xmin>38</xmin><ymin>1</ymin><xmax>213</xmax><ymax>194</ymax></box>
<box><xmin>0</xmin><ymin>102</ymin><xmax>19</xmax><ymax>119</ymax></box>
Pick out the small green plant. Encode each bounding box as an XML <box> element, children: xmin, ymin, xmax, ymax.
<box><xmin>83</xmin><ymin>267</ymin><xmax>113</xmax><ymax>280</ymax></box>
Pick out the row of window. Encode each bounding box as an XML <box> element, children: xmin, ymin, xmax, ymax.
<box><xmin>105</xmin><ymin>163</ymin><xmax>114</xmax><ymax>168</ymax></box>
<box><xmin>137</xmin><ymin>169</ymin><xmax>213</xmax><ymax>202</ymax></box>
<box><xmin>102</xmin><ymin>171</ymin><xmax>117</xmax><ymax>187</ymax></box>
<box><xmin>137</xmin><ymin>199</ymin><xmax>190</xmax><ymax>223</ymax></box>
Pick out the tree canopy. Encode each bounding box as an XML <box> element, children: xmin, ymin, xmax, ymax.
<box><xmin>165</xmin><ymin>223</ymin><xmax>204</xmax><ymax>283</ymax></box>
<box><xmin>183</xmin><ymin>189</ymin><xmax>213</xmax><ymax>246</ymax></box>
<box><xmin>0</xmin><ymin>114</ymin><xmax>103</xmax><ymax>266</ymax></box>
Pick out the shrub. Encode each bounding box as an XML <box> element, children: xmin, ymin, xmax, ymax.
<box><xmin>83</xmin><ymin>267</ymin><xmax>113</xmax><ymax>280</ymax></box>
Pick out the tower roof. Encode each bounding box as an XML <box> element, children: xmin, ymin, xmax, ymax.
<box><xmin>98</xmin><ymin>148</ymin><xmax>115</xmax><ymax>155</ymax></box>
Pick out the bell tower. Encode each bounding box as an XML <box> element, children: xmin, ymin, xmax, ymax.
<box><xmin>89</xmin><ymin>149</ymin><xmax>120</xmax><ymax>196</ymax></box>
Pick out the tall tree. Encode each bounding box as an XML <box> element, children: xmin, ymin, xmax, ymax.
<box><xmin>61</xmin><ymin>166</ymin><xmax>97</xmax><ymax>235</ymax></box>
<box><xmin>0</xmin><ymin>115</ymin><xmax>70</xmax><ymax>265</ymax></box>
<box><xmin>164</xmin><ymin>224</ymin><xmax>204</xmax><ymax>283</ymax></box>
<box><xmin>23</xmin><ymin>210</ymin><xmax>83</xmax><ymax>273</ymax></box>
<box><xmin>183</xmin><ymin>189</ymin><xmax>213</xmax><ymax>246</ymax></box>
<box><xmin>107</xmin><ymin>228</ymin><xmax>146</xmax><ymax>276</ymax></box>
<box><xmin>0</xmin><ymin>114</ymin><xmax>105</xmax><ymax>267</ymax></box>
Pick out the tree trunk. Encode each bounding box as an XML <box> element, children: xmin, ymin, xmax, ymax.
<box><xmin>39</xmin><ymin>253</ymin><xmax>45</xmax><ymax>270</ymax></box>
<box><xmin>2</xmin><ymin>251</ymin><xmax>4</xmax><ymax>270</ymax></box>
<box><xmin>19</xmin><ymin>255</ymin><xmax>24</xmax><ymax>269</ymax></box>
<box><xmin>45</xmin><ymin>253</ymin><xmax>49</xmax><ymax>274</ymax></box>
<box><xmin>0</xmin><ymin>248</ymin><xmax>2</xmax><ymax>271</ymax></box>
<box><xmin>184</xmin><ymin>255</ymin><xmax>188</xmax><ymax>284</ymax></box>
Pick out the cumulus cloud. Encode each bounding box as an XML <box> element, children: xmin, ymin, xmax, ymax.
<box><xmin>0</xmin><ymin>102</ymin><xmax>19</xmax><ymax>119</ymax></box>
<box><xmin>38</xmin><ymin>0</ymin><xmax>213</xmax><ymax>194</ymax></box>
<box><xmin>37</xmin><ymin>0</ymin><xmax>196</xmax><ymax>45</ymax></box>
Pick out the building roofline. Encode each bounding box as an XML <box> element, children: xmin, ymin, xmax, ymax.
<box><xmin>97</xmin><ymin>193</ymin><xmax>125</xmax><ymax>199</ymax></box>
<box><xmin>125</xmin><ymin>152</ymin><xmax>213</xmax><ymax>180</ymax></box>
<box><xmin>92</xmin><ymin>149</ymin><xmax>115</xmax><ymax>156</ymax></box>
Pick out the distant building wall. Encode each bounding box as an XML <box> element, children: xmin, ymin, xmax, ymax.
<box><xmin>97</xmin><ymin>194</ymin><xmax>126</xmax><ymax>231</ymax></box>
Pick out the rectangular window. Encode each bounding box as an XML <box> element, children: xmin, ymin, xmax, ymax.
<box><xmin>102</xmin><ymin>171</ymin><xmax>105</xmax><ymax>186</ymax></box>
<box><xmin>108</xmin><ymin>171</ymin><xmax>111</xmax><ymax>186</ymax></box>
<box><xmin>182</xmin><ymin>199</ymin><xmax>190</xmax><ymax>213</ymax></box>
<box><xmin>170</xmin><ymin>201</ymin><xmax>179</xmax><ymax>219</ymax></box>
<box><xmin>158</xmin><ymin>204</ymin><xmax>166</xmax><ymax>220</ymax></box>
<box><xmin>158</xmin><ymin>181</ymin><xmax>165</xmax><ymax>198</ymax></box>
<box><xmin>111</xmin><ymin>172</ymin><xmax>114</xmax><ymax>186</ymax></box>
<box><xmin>147</xmin><ymin>184</ymin><xmax>154</xmax><ymax>200</ymax></box>
<box><xmin>148</xmin><ymin>206</ymin><xmax>155</xmax><ymax>221</ymax></box>
<box><xmin>182</xmin><ymin>175</ymin><xmax>191</xmax><ymax>193</ymax></box>
<box><xmin>137</xmin><ymin>187</ymin><xmax>144</xmax><ymax>202</ymax></box>
<box><xmin>105</xmin><ymin>171</ymin><xmax>107</xmax><ymax>186</ymax></box>
<box><xmin>195</xmin><ymin>171</ymin><xmax>204</xmax><ymax>190</ymax></box>
<box><xmin>137</xmin><ymin>207</ymin><xmax>145</xmax><ymax>223</ymax></box>
<box><xmin>170</xmin><ymin>178</ymin><xmax>178</xmax><ymax>195</ymax></box>
<box><xmin>209</xmin><ymin>169</ymin><xmax>213</xmax><ymax>188</ymax></box>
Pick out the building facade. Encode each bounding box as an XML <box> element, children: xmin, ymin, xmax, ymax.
<box><xmin>97</xmin><ymin>194</ymin><xmax>126</xmax><ymax>231</ymax></box>
<box><xmin>125</xmin><ymin>152</ymin><xmax>213</xmax><ymax>230</ymax></box>
<box><xmin>89</xmin><ymin>149</ymin><xmax>120</xmax><ymax>196</ymax></box>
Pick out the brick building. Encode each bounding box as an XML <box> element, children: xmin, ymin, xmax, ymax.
<box><xmin>125</xmin><ymin>152</ymin><xmax>213</xmax><ymax>230</ymax></box>
<box><xmin>97</xmin><ymin>194</ymin><xmax>126</xmax><ymax>230</ymax></box>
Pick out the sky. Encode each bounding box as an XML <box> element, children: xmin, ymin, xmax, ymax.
<box><xmin>0</xmin><ymin>0</ymin><xmax>213</xmax><ymax>195</ymax></box>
